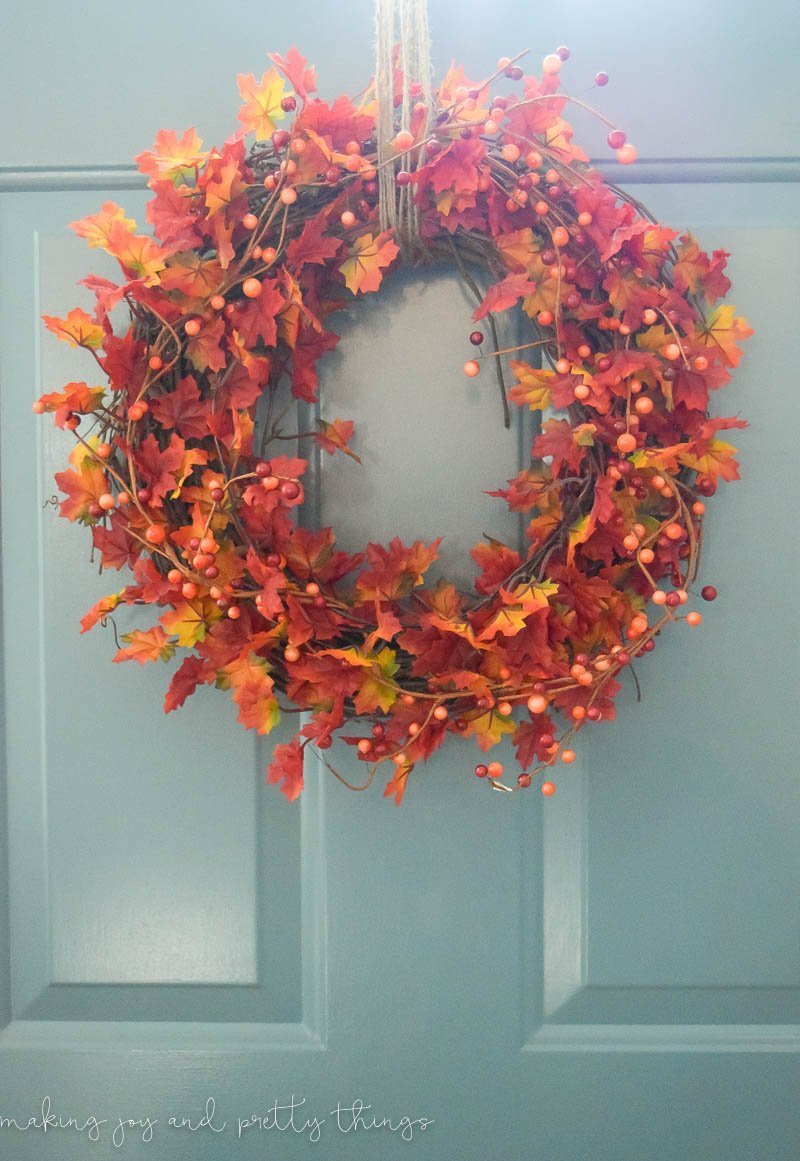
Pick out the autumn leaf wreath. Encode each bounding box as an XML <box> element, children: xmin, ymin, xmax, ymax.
<box><xmin>37</xmin><ymin>47</ymin><xmax>751</xmax><ymax>802</ymax></box>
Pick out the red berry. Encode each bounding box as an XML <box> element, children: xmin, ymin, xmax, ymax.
<box><xmin>281</xmin><ymin>95</ymin><xmax>297</xmax><ymax>112</ymax></box>
<box><xmin>145</xmin><ymin>525</ymin><xmax>165</xmax><ymax>545</ymax></box>
<box><xmin>607</xmin><ymin>129</ymin><xmax>627</xmax><ymax>149</ymax></box>
<box><xmin>595</xmin><ymin>72</ymin><xmax>609</xmax><ymax>86</ymax></box>
<box><xmin>474</xmin><ymin>764</ymin><xmax>488</xmax><ymax>778</ymax></box>
<box><xmin>517</xmin><ymin>773</ymin><xmax>532</xmax><ymax>788</ymax></box>
<box><xmin>255</xmin><ymin>461</ymin><xmax>272</xmax><ymax>477</ymax></box>
<box><xmin>280</xmin><ymin>480</ymin><xmax>301</xmax><ymax>501</ymax></box>
<box><xmin>469</xmin><ymin>330</ymin><xmax>484</xmax><ymax>346</ymax></box>
<box><xmin>701</xmin><ymin>585</ymin><xmax>718</xmax><ymax>601</ymax></box>
<box><xmin>210</xmin><ymin>488</ymin><xmax>225</xmax><ymax>503</ymax></box>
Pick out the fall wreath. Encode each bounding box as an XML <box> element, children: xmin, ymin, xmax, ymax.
<box><xmin>36</xmin><ymin>46</ymin><xmax>752</xmax><ymax>803</ymax></box>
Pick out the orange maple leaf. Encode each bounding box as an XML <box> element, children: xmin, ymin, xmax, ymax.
<box><xmin>383</xmin><ymin>760</ymin><xmax>413</xmax><ymax>806</ymax></box>
<box><xmin>221</xmin><ymin>652</ymin><xmax>281</xmax><ymax>734</ymax></box>
<box><xmin>42</xmin><ymin>307</ymin><xmax>104</xmax><ymax>349</ymax></box>
<box><xmin>339</xmin><ymin>231</ymin><xmax>399</xmax><ymax>295</ymax></box>
<box><xmin>679</xmin><ymin>437</ymin><xmax>741</xmax><ymax>482</ymax></box>
<box><xmin>135</xmin><ymin>127</ymin><xmax>208</xmax><ymax>184</ymax></box>
<box><xmin>70</xmin><ymin>201</ymin><xmax>137</xmax><ymax>249</ymax></box>
<box><xmin>237</xmin><ymin>69</ymin><xmax>287</xmax><ymax>140</ymax></box>
<box><xmin>316</xmin><ymin>417</ymin><xmax>361</xmax><ymax>462</ymax></box>
<box><xmin>158</xmin><ymin>253</ymin><xmax>224</xmax><ymax>298</ymax></box>
<box><xmin>114</xmin><ymin>626</ymin><xmax>175</xmax><ymax>665</ymax></box>
<box><xmin>105</xmin><ymin>220</ymin><xmax>168</xmax><ymax>286</ymax></box>
<box><xmin>202</xmin><ymin>157</ymin><xmax>247</xmax><ymax>217</ymax></box>
<box><xmin>54</xmin><ymin>444</ymin><xmax>108</xmax><ymax>523</ymax></box>
<box><xmin>36</xmin><ymin>381</ymin><xmax>105</xmax><ymax>427</ymax></box>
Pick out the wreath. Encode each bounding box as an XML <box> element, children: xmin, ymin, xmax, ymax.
<box><xmin>36</xmin><ymin>46</ymin><xmax>751</xmax><ymax>803</ymax></box>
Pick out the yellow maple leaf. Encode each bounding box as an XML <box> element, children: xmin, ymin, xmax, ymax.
<box><xmin>237</xmin><ymin>69</ymin><xmax>287</xmax><ymax>140</ymax></box>
<box><xmin>463</xmin><ymin>709</ymin><xmax>517</xmax><ymax>751</ymax></box>
<box><xmin>508</xmin><ymin>361</ymin><xmax>554</xmax><ymax>411</ymax></box>
<box><xmin>566</xmin><ymin>515</ymin><xmax>592</xmax><ymax>566</ymax></box>
<box><xmin>353</xmin><ymin>647</ymin><xmax>399</xmax><ymax>715</ymax></box>
<box><xmin>160</xmin><ymin>597</ymin><xmax>222</xmax><ymax>647</ymax></box>
<box><xmin>696</xmin><ymin>304</ymin><xmax>753</xmax><ymax>368</ymax></box>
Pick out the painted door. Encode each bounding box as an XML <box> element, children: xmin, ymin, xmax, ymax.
<box><xmin>1</xmin><ymin>3</ymin><xmax>798</xmax><ymax>1159</ymax></box>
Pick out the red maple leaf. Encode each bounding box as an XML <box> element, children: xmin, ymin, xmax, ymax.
<box><xmin>284</xmin><ymin>217</ymin><xmax>342</xmax><ymax>272</ymax></box>
<box><xmin>146</xmin><ymin>180</ymin><xmax>202</xmax><ymax>251</ymax></box>
<box><xmin>268</xmin><ymin>47</ymin><xmax>318</xmax><ymax>101</ymax></box>
<box><xmin>473</xmin><ymin>272</ymin><xmax>537</xmax><ymax>321</ymax></box>
<box><xmin>236</xmin><ymin>279</ymin><xmax>284</xmax><ymax>348</ymax></box>
<box><xmin>291</xmin><ymin>324</ymin><xmax>339</xmax><ymax>402</ymax></box>
<box><xmin>297</xmin><ymin>95</ymin><xmax>374</xmax><ymax>151</ymax></box>
<box><xmin>134</xmin><ymin>432</ymin><xmax>186</xmax><ymax>506</ymax></box>
<box><xmin>470</xmin><ymin>540</ymin><xmax>522</xmax><ymax>595</ymax></box>
<box><xmin>186</xmin><ymin>314</ymin><xmax>227</xmax><ymax>373</ymax></box>
<box><xmin>102</xmin><ymin>327</ymin><xmax>148</xmax><ymax>400</ymax></box>
<box><xmin>301</xmin><ymin>695</ymin><xmax>345</xmax><ymax>748</ymax></box>
<box><xmin>514</xmin><ymin>716</ymin><xmax>557</xmax><ymax>768</ymax></box>
<box><xmin>266</xmin><ymin>738</ymin><xmax>305</xmax><ymax>802</ymax></box>
<box><xmin>164</xmin><ymin>655</ymin><xmax>214</xmax><ymax>713</ymax></box>
<box><xmin>149</xmin><ymin>376</ymin><xmax>209</xmax><ymax>440</ymax></box>
<box><xmin>92</xmin><ymin>512</ymin><xmax>139</xmax><ymax>570</ymax></box>
<box><xmin>415</xmin><ymin>136</ymin><xmax>486</xmax><ymax>196</ymax></box>
<box><xmin>533</xmin><ymin>418</ymin><xmax>589</xmax><ymax>476</ymax></box>
<box><xmin>356</xmin><ymin>537</ymin><xmax>441</xmax><ymax>602</ymax></box>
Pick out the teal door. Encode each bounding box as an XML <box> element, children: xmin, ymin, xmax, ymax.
<box><xmin>1</xmin><ymin>3</ymin><xmax>798</xmax><ymax>1159</ymax></box>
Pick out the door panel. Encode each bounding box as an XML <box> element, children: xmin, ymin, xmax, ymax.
<box><xmin>1</xmin><ymin>6</ymin><xmax>799</xmax><ymax>1161</ymax></box>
